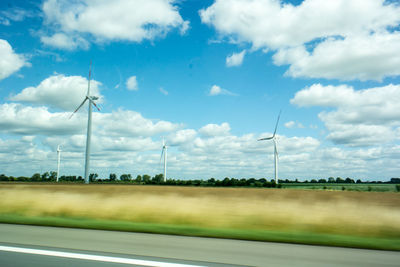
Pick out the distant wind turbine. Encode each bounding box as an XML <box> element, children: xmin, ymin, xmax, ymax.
<box><xmin>56</xmin><ymin>145</ymin><xmax>61</xmax><ymax>182</ymax></box>
<box><xmin>69</xmin><ymin>62</ymin><xmax>100</xmax><ymax>184</ymax></box>
<box><xmin>258</xmin><ymin>111</ymin><xmax>281</xmax><ymax>184</ymax></box>
<box><xmin>160</xmin><ymin>138</ymin><xmax>168</xmax><ymax>182</ymax></box>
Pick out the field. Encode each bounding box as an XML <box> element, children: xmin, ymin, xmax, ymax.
<box><xmin>0</xmin><ymin>183</ymin><xmax>399</xmax><ymax>250</ymax></box>
<box><xmin>281</xmin><ymin>183</ymin><xmax>399</xmax><ymax>192</ymax></box>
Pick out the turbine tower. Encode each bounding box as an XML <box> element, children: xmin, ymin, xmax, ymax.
<box><xmin>258</xmin><ymin>111</ymin><xmax>281</xmax><ymax>184</ymax></box>
<box><xmin>70</xmin><ymin>62</ymin><xmax>100</xmax><ymax>184</ymax></box>
<box><xmin>160</xmin><ymin>138</ymin><xmax>168</xmax><ymax>182</ymax></box>
<box><xmin>56</xmin><ymin>145</ymin><xmax>61</xmax><ymax>182</ymax></box>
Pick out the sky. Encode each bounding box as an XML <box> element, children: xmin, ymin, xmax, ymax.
<box><xmin>1</xmin><ymin>0</ymin><xmax>400</xmax><ymax>181</ymax></box>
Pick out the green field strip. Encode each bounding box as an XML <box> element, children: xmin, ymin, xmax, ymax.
<box><xmin>0</xmin><ymin>213</ymin><xmax>399</xmax><ymax>251</ymax></box>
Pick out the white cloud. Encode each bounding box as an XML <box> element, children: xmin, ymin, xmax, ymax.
<box><xmin>168</xmin><ymin>129</ymin><xmax>197</xmax><ymax>146</ymax></box>
<box><xmin>0</xmin><ymin>39</ymin><xmax>27</xmax><ymax>80</ymax></box>
<box><xmin>273</xmin><ymin>32</ymin><xmax>400</xmax><ymax>81</ymax></box>
<box><xmin>97</xmin><ymin>109</ymin><xmax>181</xmax><ymax>137</ymax></box>
<box><xmin>208</xmin><ymin>85</ymin><xmax>237</xmax><ymax>96</ymax></box>
<box><xmin>291</xmin><ymin>83</ymin><xmax>400</xmax><ymax>146</ymax></box>
<box><xmin>0</xmin><ymin>100</ymin><xmax>399</xmax><ymax>180</ymax></box>
<box><xmin>10</xmin><ymin>74</ymin><xmax>102</xmax><ymax>111</ymax></box>
<box><xmin>226</xmin><ymin>50</ymin><xmax>246</xmax><ymax>67</ymax></box>
<box><xmin>0</xmin><ymin>7</ymin><xmax>35</xmax><ymax>25</ymax></box>
<box><xmin>41</xmin><ymin>0</ymin><xmax>189</xmax><ymax>49</ymax></box>
<box><xmin>126</xmin><ymin>76</ymin><xmax>138</xmax><ymax>91</ymax></box>
<box><xmin>41</xmin><ymin>33</ymin><xmax>90</xmax><ymax>50</ymax></box>
<box><xmin>0</xmin><ymin>103</ymin><xmax>84</xmax><ymax>135</ymax></box>
<box><xmin>285</xmin><ymin>121</ymin><xmax>295</xmax><ymax>129</ymax></box>
<box><xmin>284</xmin><ymin>121</ymin><xmax>304</xmax><ymax>129</ymax></box>
<box><xmin>200</xmin><ymin>0</ymin><xmax>400</xmax><ymax>80</ymax></box>
<box><xmin>199</xmin><ymin>122</ymin><xmax>231</xmax><ymax>137</ymax></box>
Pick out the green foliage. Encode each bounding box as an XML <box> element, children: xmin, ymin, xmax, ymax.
<box><xmin>89</xmin><ymin>173</ymin><xmax>98</xmax><ymax>182</ymax></box>
<box><xmin>49</xmin><ymin>171</ymin><xmax>57</xmax><ymax>181</ymax></box>
<box><xmin>336</xmin><ymin>177</ymin><xmax>345</xmax><ymax>183</ymax></box>
<box><xmin>109</xmin><ymin>173</ymin><xmax>117</xmax><ymax>181</ymax></box>
<box><xmin>31</xmin><ymin>173</ymin><xmax>41</xmax><ymax>181</ymax></box>
<box><xmin>135</xmin><ymin>175</ymin><xmax>142</xmax><ymax>183</ymax></box>
<box><xmin>142</xmin><ymin>174</ymin><xmax>151</xmax><ymax>183</ymax></box>
<box><xmin>0</xmin><ymin>172</ymin><xmax>398</xmax><ymax>192</ymax></box>
<box><xmin>120</xmin><ymin>174</ymin><xmax>132</xmax><ymax>181</ymax></box>
<box><xmin>151</xmin><ymin>174</ymin><xmax>164</xmax><ymax>184</ymax></box>
<box><xmin>1</xmin><ymin>214</ymin><xmax>399</xmax><ymax>251</ymax></box>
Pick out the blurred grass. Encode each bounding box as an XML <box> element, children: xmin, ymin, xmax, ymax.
<box><xmin>281</xmin><ymin>183</ymin><xmax>399</xmax><ymax>192</ymax></box>
<box><xmin>0</xmin><ymin>213</ymin><xmax>399</xmax><ymax>251</ymax></box>
<box><xmin>0</xmin><ymin>184</ymin><xmax>399</xmax><ymax>250</ymax></box>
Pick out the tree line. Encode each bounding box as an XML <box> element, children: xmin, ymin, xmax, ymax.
<box><xmin>0</xmin><ymin>173</ymin><xmax>399</xmax><ymax>187</ymax></box>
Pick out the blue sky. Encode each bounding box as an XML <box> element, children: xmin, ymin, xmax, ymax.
<box><xmin>1</xmin><ymin>0</ymin><xmax>400</xmax><ymax>180</ymax></box>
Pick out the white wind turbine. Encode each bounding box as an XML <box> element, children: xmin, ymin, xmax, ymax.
<box><xmin>56</xmin><ymin>145</ymin><xmax>61</xmax><ymax>182</ymax></box>
<box><xmin>160</xmin><ymin>138</ymin><xmax>168</xmax><ymax>182</ymax></box>
<box><xmin>69</xmin><ymin>62</ymin><xmax>100</xmax><ymax>184</ymax></box>
<box><xmin>258</xmin><ymin>111</ymin><xmax>281</xmax><ymax>184</ymax></box>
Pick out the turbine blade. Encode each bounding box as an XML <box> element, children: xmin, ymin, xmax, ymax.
<box><xmin>160</xmin><ymin>148</ymin><xmax>164</xmax><ymax>163</ymax></box>
<box><xmin>69</xmin><ymin>97</ymin><xmax>88</xmax><ymax>119</ymax></box>
<box><xmin>90</xmin><ymin>99</ymin><xmax>101</xmax><ymax>111</ymax></box>
<box><xmin>87</xmin><ymin>61</ymin><xmax>92</xmax><ymax>96</ymax></box>
<box><xmin>272</xmin><ymin>110</ymin><xmax>282</xmax><ymax>137</ymax></box>
<box><xmin>258</xmin><ymin>136</ymin><xmax>274</xmax><ymax>141</ymax></box>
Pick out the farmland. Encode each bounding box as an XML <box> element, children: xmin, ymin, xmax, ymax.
<box><xmin>0</xmin><ymin>183</ymin><xmax>399</xmax><ymax>250</ymax></box>
<box><xmin>281</xmin><ymin>183</ymin><xmax>399</xmax><ymax>192</ymax></box>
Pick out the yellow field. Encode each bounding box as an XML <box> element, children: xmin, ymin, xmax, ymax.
<box><xmin>1</xmin><ymin>183</ymin><xmax>400</xmax><ymax>238</ymax></box>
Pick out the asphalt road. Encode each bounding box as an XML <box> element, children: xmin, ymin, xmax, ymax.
<box><xmin>0</xmin><ymin>223</ymin><xmax>399</xmax><ymax>266</ymax></box>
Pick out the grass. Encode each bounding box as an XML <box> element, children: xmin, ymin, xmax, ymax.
<box><xmin>0</xmin><ymin>183</ymin><xmax>399</xmax><ymax>250</ymax></box>
<box><xmin>281</xmin><ymin>183</ymin><xmax>399</xmax><ymax>192</ymax></box>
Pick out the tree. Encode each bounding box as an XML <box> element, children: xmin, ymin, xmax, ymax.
<box><xmin>336</xmin><ymin>177</ymin><xmax>345</xmax><ymax>183</ymax></box>
<box><xmin>135</xmin><ymin>175</ymin><xmax>142</xmax><ymax>183</ymax></box>
<box><xmin>109</xmin><ymin>173</ymin><xmax>117</xmax><ymax>181</ymax></box>
<box><xmin>89</xmin><ymin>173</ymin><xmax>98</xmax><ymax>182</ymax></box>
<box><xmin>390</xmin><ymin>178</ymin><xmax>400</xmax><ymax>183</ymax></box>
<box><xmin>31</xmin><ymin>173</ymin><xmax>41</xmax><ymax>181</ymax></box>
<box><xmin>49</xmin><ymin>171</ymin><xmax>57</xmax><ymax>181</ymax></box>
<box><xmin>152</xmin><ymin>174</ymin><xmax>163</xmax><ymax>183</ymax></box>
<box><xmin>120</xmin><ymin>174</ymin><xmax>132</xmax><ymax>181</ymax></box>
<box><xmin>142</xmin><ymin>174</ymin><xmax>151</xmax><ymax>183</ymax></box>
<box><xmin>328</xmin><ymin>177</ymin><xmax>335</xmax><ymax>183</ymax></box>
<box><xmin>222</xmin><ymin>177</ymin><xmax>231</xmax><ymax>186</ymax></box>
<box><xmin>0</xmin><ymin>174</ymin><xmax>9</xmax><ymax>181</ymax></box>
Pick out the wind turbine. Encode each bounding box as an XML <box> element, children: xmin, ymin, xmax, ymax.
<box><xmin>258</xmin><ymin>111</ymin><xmax>281</xmax><ymax>184</ymax></box>
<box><xmin>56</xmin><ymin>145</ymin><xmax>61</xmax><ymax>182</ymax></box>
<box><xmin>69</xmin><ymin>62</ymin><xmax>100</xmax><ymax>184</ymax></box>
<box><xmin>160</xmin><ymin>138</ymin><xmax>168</xmax><ymax>182</ymax></box>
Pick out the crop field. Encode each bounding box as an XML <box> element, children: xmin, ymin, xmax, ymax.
<box><xmin>0</xmin><ymin>183</ymin><xmax>399</xmax><ymax>250</ymax></box>
<box><xmin>281</xmin><ymin>183</ymin><xmax>399</xmax><ymax>192</ymax></box>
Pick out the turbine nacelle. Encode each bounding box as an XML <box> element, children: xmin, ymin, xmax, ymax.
<box><xmin>69</xmin><ymin>96</ymin><xmax>100</xmax><ymax>119</ymax></box>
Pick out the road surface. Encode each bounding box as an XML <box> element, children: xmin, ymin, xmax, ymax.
<box><xmin>0</xmin><ymin>223</ymin><xmax>399</xmax><ymax>266</ymax></box>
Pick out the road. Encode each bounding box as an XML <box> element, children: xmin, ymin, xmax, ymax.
<box><xmin>0</xmin><ymin>223</ymin><xmax>399</xmax><ymax>266</ymax></box>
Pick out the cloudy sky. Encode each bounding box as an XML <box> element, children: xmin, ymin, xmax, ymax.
<box><xmin>1</xmin><ymin>0</ymin><xmax>400</xmax><ymax>181</ymax></box>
